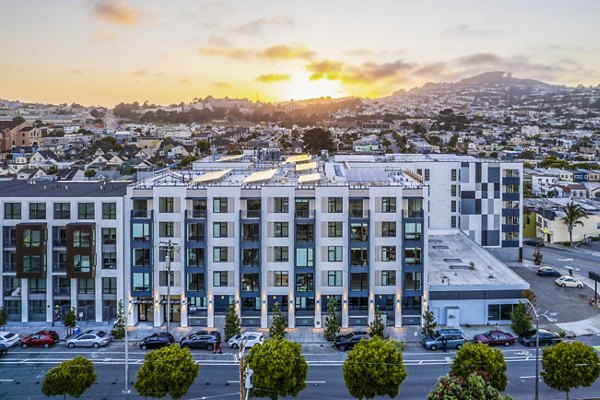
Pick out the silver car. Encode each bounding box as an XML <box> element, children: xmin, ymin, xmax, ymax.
<box><xmin>66</xmin><ymin>330</ymin><xmax>111</xmax><ymax>348</ymax></box>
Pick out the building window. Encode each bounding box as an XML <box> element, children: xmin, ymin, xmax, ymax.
<box><xmin>213</xmin><ymin>271</ymin><xmax>229</xmax><ymax>287</ymax></box>
<box><xmin>158</xmin><ymin>247</ymin><xmax>176</xmax><ymax>263</ymax></box>
<box><xmin>451</xmin><ymin>169</ymin><xmax>457</xmax><ymax>181</ymax></box>
<box><xmin>159</xmin><ymin>222</ymin><xmax>175</xmax><ymax>238</ymax></box>
<box><xmin>29</xmin><ymin>202</ymin><xmax>46</xmax><ymax>219</ymax></box>
<box><xmin>350</xmin><ymin>248</ymin><xmax>368</xmax><ymax>266</ymax></box>
<box><xmin>73</xmin><ymin>255</ymin><xmax>92</xmax><ymax>273</ymax></box>
<box><xmin>213</xmin><ymin>222</ymin><xmax>228</xmax><ymax>238</ymax></box>
<box><xmin>381</xmin><ymin>270</ymin><xmax>396</xmax><ymax>286</ymax></box>
<box><xmin>295</xmin><ymin>273</ymin><xmax>314</xmax><ymax>291</ymax></box>
<box><xmin>132</xmin><ymin>273</ymin><xmax>150</xmax><ymax>291</ymax></box>
<box><xmin>102</xmin><ymin>203</ymin><xmax>117</xmax><ymax>219</ymax></box>
<box><xmin>23</xmin><ymin>255</ymin><xmax>44</xmax><ymax>273</ymax></box>
<box><xmin>28</xmin><ymin>300</ymin><xmax>46</xmax><ymax>317</ymax></box>
<box><xmin>73</xmin><ymin>230</ymin><xmax>92</xmax><ymax>247</ymax></box>
<box><xmin>23</xmin><ymin>229</ymin><xmax>43</xmax><ymax>247</ymax></box>
<box><xmin>242</xmin><ymin>223</ymin><xmax>259</xmax><ymax>241</ymax></box>
<box><xmin>159</xmin><ymin>197</ymin><xmax>175</xmax><ymax>213</ymax></box>
<box><xmin>381</xmin><ymin>197</ymin><xmax>396</xmax><ymax>213</ymax></box>
<box><xmin>102</xmin><ymin>228</ymin><xmax>116</xmax><ymax>245</ymax></box>
<box><xmin>327</xmin><ymin>246</ymin><xmax>343</xmax><ymax>262</ymax></box>
<box><xmin>404</xmin><ymin>272</ymin><xmax>422</xmax><ymax>290</ymax></box>
<box><xmin>241</xmin><ymin>273</ymin><xmax>259</xmax><ymax>292</ymax></box>
<box><xmin>187</xmin><ymin>248</ymin><xmax>204</xmax><ymax>267</ymax></box>
<box><xmin>213</xmin><ymin>247</ymin><xmax>228</xmax><ymax>262</ymax></box>
<box><xmin>78</xmin><ymin>278</ymin><xmax>95</xmax><ymax>294</ymax></box>
<box><xmin>4</xmin><ymin>203</ymin><xmax>21</xmax><ymax>219</ymax></box>
<box><xmin>451</xmin><ymin>185</ymin><xmax>457</xmax><ymax>197</ymax></box>
<box><xmin>102</xmin><ymin>252</ymin><xmax>117</xmax><ymax>269</ymax></box>
<box><xmin>350</xmin><ymin>273</ymin><xmax>368</xmax><ymax>291</ymax></box>
<box><xmin>404</xmin><ymin>222</ymin><xmax>422</xmax><ymax>240</ymax></box>
<box><xmin>78</xmin><ymin>203</ymin><xmax>95</xmax><ymax>219</ymax></box>
<box><xmin>102</xmin><ymin>277</ymin><xmax>117</xmax><ymax>294</ymax></box>
<box><xmin>274</xmin><ymin>197</ymin><xmax>289</xmax><ymax>213</ymax></box>
<box><xmin>294</xmin><ymin>199</ymin><xmax>310</xmax><ymax>218</ymax></box>
<box><xmin>327</xmin><ymin>271</ymin><xmax>342</xmax><ymax>286</ymax></box>
<box><xmin>274</xmin><ymin>246</ymin><xmax>289</xmax><ymax>262</ymax></box>
<box><xmin>133</xmin><ymin>248</ymin><xmax>150</xmax><ymax>267</ymax></box>
<box><xmin>213</xmin><ymin>197</ymin><xmax>228</xmax><ymax>213</ymax></box>
<box><xmin>274</xmin><ymin>222</ymin><xmax>289</xmax><ymax>238</ymax></box>
<box><xmin>132</xmin><ymin>223</ymin><xmax>150</xmax><ymax>241</ymax></box>
<box><xmin>424</xmin><ymin>169</ymin><xmax>430</xmax><ymax>181</ymax></box>
<box><xmin>29</xmin><ymin>278</ymin><xmax>46</xmax><ymax>293</ymax></box>
<box><xmin>328</xmin><ymin>221</ymin><xmax>343</xmax><ymax>238</ymax></box>
<box><xmin>242</xmin><ymin>249</ymin><xmax>259</xmax><ymax>267</ymax></box>
<box><xmin>274</xmin><ymin>271</ymin><xmax>289</xmax><ymax>287</ymax></box>
<box><xmin>296</xmin><ymin>248</ymin><xmax>314</xmax><ymax>267</ymax></box>
<box><xmin>451</xmin><ymin>201</ymin><xmax>457</xmax><ymax>213</ymax></box>
<box><xmin>451</xmin><ymin>216</ymin><xmax>457</xmax><ymax>228</ymax></box>
<box><xmin>381</xmin><ymin>221</ymin><xmax>396</xmax><ymax>237</ymax></box>
<box><xmin>295</xmin><ymin>223</ymin><xmax>314</xmax><ymax>241</ymax></box>
<box><xmin>159</xmin><ymin>271</ymin><xmax>180</xmax><ymax>287</ymax></box>
<box><xmin>487</xmin><ymin>304</ymin><xmax>515</xmax><ymax>321</ymax></box>
<box><xmin>295</xmin><ymin>297</ymin><xmax>315</xmax><ymax>311</ymax></box>
<box><xmin>328</xmin><ymin>197</ymin><xmax>343</xmax><ymax>213</ymax></box>
<box><xmin>187</xmin><ymin>273</ymin><xmax>204</xmax><ymax>291</ymax></box>
<box><xmin>404</xmin><ymin>248</ymin><xmax>422</xmax><ymax>265</ymax></box>
<box><xmin>52</xmin><ymin>202</ymin><xmax>70</xmax><ymax>219</ymax></box>
<box><xmin>381</xmin><ymin>246</ymin><xmax>396</xmax><ymax>262</ymax></box>
<box><xmin>350</xmin><ymin>222</ymin><xmax>368</xmax><ymax>242</ymax></box>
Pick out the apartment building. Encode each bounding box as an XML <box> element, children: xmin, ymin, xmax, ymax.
<box><xmin>0</xmin><ymin>181</ymin><xmax>129</xmax><ymax>323</ymax></box>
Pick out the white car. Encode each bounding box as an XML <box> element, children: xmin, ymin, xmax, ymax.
<box><xmin>66</xmin><ymin>330</ymin><xmax>111</xmax><ymax>348</ymax></box>
<box><xmin>0</xmin><ymin>332</ymin><xmax>20</xmax><ymax>348</ymax></box>
<box><xmin>555</xmin><ymin>276</ymin><xmax>584</xmax><ymax>288</ymax></box>
<box><xmin>228</xmin><ymin>332</ymin><xmax>264</xmax><ymax>349</ymax></box>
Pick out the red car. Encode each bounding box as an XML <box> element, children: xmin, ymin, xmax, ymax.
<box><xmin>473</xmin><ymin>330</ymin><xmax>515</xmax><ymax>346</ymax></box>
<box><xmin>35</xmin><ymin>330</ymin><xmax>60</xmax><ymax>343</ymax></box>
<box><xmin>21</xmin><ymin>332</ymin><xmax>59</xmax><ymax>348</ymax></box>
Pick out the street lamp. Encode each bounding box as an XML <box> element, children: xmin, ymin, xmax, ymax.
<box><xmin>521</xmin><ymin>298</ymin><xmax>553</xmax><ymax>400</ymax></box>
<box><xmin>123</xmin><ymin>300</ymin><xmax>133</xmax><ymax>399</ymax></box>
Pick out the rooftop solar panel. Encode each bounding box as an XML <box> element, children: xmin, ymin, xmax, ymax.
<box><xmin>345</xmin><ymin>168</ymin><xmax>390</xmax><ymax>183</ymax></box>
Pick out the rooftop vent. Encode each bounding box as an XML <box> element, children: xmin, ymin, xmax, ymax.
<box><xmin>444</xmin><ymin>258</ymin><xmax>462</xmax><ymax>263</ymax></box>
<box><xmin>450</xmin><ymin>264</ymin><xmax>471</xmax><ymax>270</ymax></box>
<box><xmin>433</xmin><ymin>245</ymin><xmax>450</xmax><ymax>249</ymax></box>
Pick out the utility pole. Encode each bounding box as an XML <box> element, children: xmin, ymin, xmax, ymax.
<box><xmin>522</xmin><ymin>299</ymin><xmax>540</xmax><ymax>400</ymax></box>
<box><xmin>239</xmin><ymin>341</ymin><xmax>245</xmax><ymax>400</ymax></box>
<box><xmin>123</xmin><ymin>300</ymin><xmax>133</xmax><ymax>400</ymax></box>
<box><xmin>166</xmin><ymin>240</ymin><xmax>172</xmax><ymax>334</ymax></box>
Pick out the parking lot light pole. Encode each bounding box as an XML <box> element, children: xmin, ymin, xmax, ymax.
<box><xmin>522</xmin><ymin>298</ymin><xmax>540</xmax><ymax>400</ymax></box>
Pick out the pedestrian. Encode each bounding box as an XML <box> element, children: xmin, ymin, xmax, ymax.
<box><xmin>569</xmin><ymin>268</ymin><xmax>573</xmax><ymax>277</ymax></box>
<box><xmin>441</xmin><ymin>336</ymin><xmax>448</xmax><ymax>352</ymax></box>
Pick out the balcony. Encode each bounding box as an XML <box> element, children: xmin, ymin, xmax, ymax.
<box><xmin>3</xmin><ymin>238</ymin><xmax>16</xmax><ymax>247</ymax></box>
<box><xmin>294</xmin><ymin>209</ymin><xmax>315</xmax><ymax>219</ymax></box>
<box><xmin>3</xmin><ymin>262</ymin><xmax>16</xmax><ymax>272</ymax></box>
<box><xmin>53</xmin><ymin>238</ymin><xmax>67</xmax><ymax>247</ymax></box>
<box><xmin>131</xmin><ymin>210</ymin><xmax>153</xmax><ymax>219</ymax></box>
<box><xmin>349</xmin><ymin>209</ymin><xmax>369</xmax><ymax>219</ymax></box>
<box><xmin>53</xmin><ymin>263</ymin><xmax>67</xmax><ymax>272</ymax></box>
<box><xmin>403</xmin><ymin>210</ymin><xmax>424</xmax><ymax>218</ymax></box>
<box><xmin>240</xmin><ymin>210</ymin><xmax>261</xmax><ymax>219</ymax></box>
<box><xmin>186</xmin><ymin>210</ymin><xmax>207</xmax><ymax>219</ymax></box>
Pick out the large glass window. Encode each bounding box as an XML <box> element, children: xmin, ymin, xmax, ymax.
<box><xmin>274</xmin><ymin>271</ymin><xmax>289</xmax><ymax>287</ymax></box>
<box><xmin>294</xmin><ymin>199</ymin><xmax>310</xmax><ymax>218</ymax></box>
<box><xmin>102</xmin><ymin>252</ymin><xmax>117</xmax><ymax>269</ymax></box>
<box><xmin>404</xmin><ymin>272</ymin><xmax>422</xmax><ymax>290</ymax></box>
<box><xmin>381</xmin><ymin>221</ymin><xmax>396</xmax><ymax>237</ymax></box>
<box><xmin>350</xmin><ymin>273</ymin><xmax>368</xmax><ymax>291</ymax></box>
<box><xmin>381</xmin><ymin>270</ymin><xmax>396</xmax><ymax>286</ymax></box>
<box><xmin>102</xmin><ymin>228</ymin><xmax>116</xmax><ymax>245</ymax></box>
<box><xmin>242</xmin><ymin>249</ymin><xmax>259</xmax><ymax>267</ymax></box>
<box><xmin>159</xmin><ymin>222</ymin><xmax>175</xmax><ymax>238</ymax></box>
<box><xmin>242</xmin><ymin>223</ymin><xmax>259</xmax><ymax>241</ymax></box>
<box><xmin>78</xmin><ymin>278</ymin><xmax>95</xmax><ymax>294</ymax></box>
<box><xmin>406</xmin><ymin>198</ymin><xmax>423</xmax><ymax>217</ymax></box>
<box><xmin>213</xmin><ymin>247</ymin><xmax>228</xmax><ymax>262</ymax></box>
<box><xmin>350</xmin><ymin>248</ymin><xmax>368</xmax><ymax>266</ymax></box>
<box><xmin>328</xmin><ymin>197</ymin><xmax>343</xmax><ymax>213</ymax></box>
<box><xmin>54</xmin><ymin>202</ymin><xmax>71</xmax><ymax>219</ymax></box>
<box><xmin>349</xmin><ymin>198</ymin><xmax>364</xmax><ymax>218</ymax></box>
<box><xmin>29</xmin><ymin>278</ymin><xmax>46</xmax><ymax>293</ymax></box>
<box><xmin>133</xmin><ymin>248</ymin><xmax>150</xmax><ymax>267</ymax></box>
<box><xmin>23</xmin><ymin>229</ymin><xmax>42</xmax><ymax>247</ymax></box>
<box><xmin>213</xmin><ymin>197</ymin><xmax>228</xmax><ymax>213</ymax></box>
<box><xmin>213</xmin><ymin>222</ymin><xmax>228</xmax><ymax>238</ymax></box>
<box><xmin>102</xmin><ymin>203</ymin><xmax>117</xmax><ymax>219</ymax></box>
<box><xmin>404</xmin><ymin>222</ymin><xmax>422</xmax><ymax>240</ymax></box>
<box><xmin>274</xmin><ymin>222</ymin><xmax>289</xmax><ymax>238</ymax></box>
<box><xmin>132</xmin><ymin>223</ymin><xmax>150</xmax><ymax>241</ymax></box>
<box><xmin>328</xmin><ymin>221</ymin><xmax>343</xmax><ymax>238</ymax></box>
<box><xmin>73</xmin><ymin>230</ymin><xmax>92</xmax><ymax>247</ymax></box>
<box><xmin>274</xmin><ymin>197</ymin><xmax>289</xmax><ymax>213</ymax></box>
<box><xmin>132</xmin><ymin>273</ymin><xmax>150</xmax><ymax>291</ymax></box>
<box><xmin>295</xmin><ymin>297</ymin><xmax>315</xmax><ymax>311</ymax></box>
<box><xmin>381</xmin><ymin>246</ymin><xmax>396</xmax><ymax>262</ymax></box>
<box><xmin>73</xmin><ymin>255</ymin><xmax>91</xmax><ymax>273</ymax></box>
<box><xmin>327</xmin><ymin>271</ymin><xmax>342</xmax><ymax>286</ymax></box>
<box><xmin>296</xmin><ymin>248</ymin><xmax>314</xmax><ymax>267</ymax></box>
<box><xmin>404</xmin><ymin>248</ymin><xmax>422</xmax><ymax>265</ymax></box>
<box><xmin>187</xmin><ymin>223</ymin><xmax>204</xmax><ymax>242</ymax></box>
<box><xmin>350</xmin><ymin>223</ymin><xmax>368</xmax><ymax>242</ymax></box>
<box><xmin>77</xmin><ymin>203</ymin><xmax>95</xmax><ymax>219</ymax></box>
<box><xmin>274</xmin><ymin>246</ymin><xmax>289</xmax><ymax>262</ymax></box>
<box><xmin>488</xmin><ymin>304</ymin><xmax>515</xmax><ymax>321</ymax></box>
<box><xmin>159</xmin><ymin>197</ymin><xmax>174</xmax><ymax>213</ymax></box>
<box><xmin>187</xmin><ymin>273</ymin><xmax>204</xmax><ymax>291</ymax></box>
<box><xmin>23</xmin><ymin>255</ymin><xmax>44</xmax><ymax>273</ymax></box>
<box><xmin>295</xmin><ymin>223</ymin><xmax>314</xmax><ymax>241</ymax></box>
<box><xmin>102</xmin><ymin>277</ymin><xmax>117</xmax><ymax>294</ymax></box>
<box><xmin>4</xmin><ymin>203</ymin><xmax>21</xmax><ymax>219</ymax></box>
<box><xmin>327</xmin><ymin>246</ymin><xmax>343</xmax><ymax>262</ymax></box>
<box><xmin>213</xmin><ymin>271</ymin><xmax>229</xmax><ymax>287</ymax></box>
<box><xmin>381</xmin><ymin>197</ymin><xmax>396</xmax><ymax>213</ymax></box>
<box><xmin>187</xmin><ymin>248</ymin><xmax>204</xmax><ymax>267</ymax></box>
<box><xmin>295</xmin><ymin>273</ymin><xmax>314</xmax><ymax>291</ymax></box>
<box><xmin>241</xmin><ymin>273</ymin><xmax>259</xmax><ymax>292</ymax></box>
<box><xmin>29</xmin><ymin>202</ymin><xmax>46</xmax><ymax>219</ymax></box>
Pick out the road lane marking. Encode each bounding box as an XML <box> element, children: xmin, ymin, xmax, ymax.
<box><xmin>0</xmin><ymin>379</ymin><xmax>14</xmax><ymax>382</ymax></box>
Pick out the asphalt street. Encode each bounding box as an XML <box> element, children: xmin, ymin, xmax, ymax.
<box><xmin>2</xmin><ymin>341</ymin><xmax>600</xmax><ymax>399</ymax></box>
<box><xmin>522</xmin><ymin>244</ymin><xmax>600</xmax><ymax>280</ymax></box>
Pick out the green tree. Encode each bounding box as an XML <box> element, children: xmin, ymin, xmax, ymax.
<box><xmin>533</xmin><ymin>246</ymin><xmax>543</xmax><ymax>265</ymax></box>
<box><xmin>542</xmin><ymin>342</ymin><xmax>600</xmax><ymax>400</ymax></box>
<box><xmin>369</xmin><ymin>305</ymin><xmax>385</xmax><ymax>338</ymax></box>
<box><xmin>323</xmin><ymin>296</ymin><xmax>340</xmax><ymax>341</ymax></box>
<box><xmin>450</xmin><ymin>343</ymin><xmax>508</xmax><ymax>391</ymax></box>
<box><xmin>302</xmin><ymin>127</ymin><xmax>336</xmax><ymax>154</ymax></box>
<box><xmin>511</xmin><ymin>302</ymin><xmax>533</xmax><ymax>337</ymax></box>
<box><xmin>422</xmin><ymin>308</ymin><xmax>437</xmax><ymax>338</ymax></box>
<box><xmin>428</xmin><ymin>373</ymin><xmax>513</xmax><ymax>400</ymax></box>
<box><xmin>134</xmin><ymin>345</ymin><xmax>199</xmax><ymax>400</ymax></box>
<box><xmin>0</xmin><ymin>306</ymin><xmax>8</xmax><ymax>329</ymax></box>
<box><xmin>63</xmin><ymin>307</ymin><xmax>77</xmax><ymax>336</ymax></box>
<box><xmin>12</xmin><ymin>116</ymin><xmax>26</xmax><ymax>124</ymax></box>
<box><xmin>269</xmin><ymin>301</ymin><xmax>287</xmax><ymax>339</ymax></box>
<box><xmin>84</xmin><ymin>169</ymin><xmax>96</xmax><ymax>179</ymax></box>
<box><xmin>42</xmin><ymin>357</ymin><xmax>96</xmax><ymax>399</ymax></box>
<box><xmin>560</xmin><ymin>201</ymin><xmax>590</xmax><ymax>246</ymax></box>
<box><xmin>197</xmin><ymin>139</ymin><xmax>211</xmax><ymax>154</ymax></box>
<box><xmin>111</xmin><ymin>300</ymin><xmax>126</xmax><ymax>339</ymax></box>
<box><xmin>343</xmin><ymin>336</ymin><xmax>407</xmax><ymax>399</ymax></box>
<box><xmin>224</xmin><ymin>303</ymin><xmax>241</xmax><ymax>341</ymax></box>
<box><xmin>246</xmin><ymin>338</ymin><xmax>308</xmax><ymax>400</ymax></box>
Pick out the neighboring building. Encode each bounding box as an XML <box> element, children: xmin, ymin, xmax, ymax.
<box><xmin>0</xmin><ymin>120</ymin><xmax>28</xmax><ymax>152</ymax></box>
<box><xmin>531</xmin><ymin>173</ymin><xmax>558</xmax><ymax>195</ymax></box>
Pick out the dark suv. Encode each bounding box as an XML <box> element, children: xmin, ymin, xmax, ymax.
<box><xmin>334</xmin><ymin>332</ymin><xmax>371</xmax><ymax>351</ymax></box>
<box><xmin>422</xmin><ymin>328</ymin><xmax>467</xmax><ymax>351</ymax></box>
<box><xmin>519</xmin><ymin>329</ymin><xmax>561</xmax><ymax>347</ymax></box>
<box><xmin>139</xmin><ymin>333</ymin><xmax>175</xmax><ymax>350</ymax></box>
<box><xmin>180</xmin><ymin>334</ymin><xmax>219</xmax><ymax>351</ymax></box>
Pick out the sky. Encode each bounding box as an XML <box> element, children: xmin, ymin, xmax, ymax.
<box><xmin>1</xmin><ymin>0</ymin><xmax>599</xmax><ymax>106</ymax></box>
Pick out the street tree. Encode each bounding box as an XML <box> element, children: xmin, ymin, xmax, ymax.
<box><xmin>224</xmin><ymin>303</ymin><xmax>241</xmax><ymax>340</ymax></box>
<box><xmin>0</xmin><ymin>306</ymin><xmax>7</xmax><ymax>329</ymax></box>
<box><xmin>560</xmin><ymin>201</ymin><xmax>589</xmax><ymax>246</ymax></box>
<box><xmin>323</xmin><ymin>296</ymin><xmax>340</xmax><ymax>341</ymax></box>
<box><xmin>111</xmin><ymin>299</ymin><xmax>126</xmax><ymax>339</ymax></box>
<box><xmin>542</xmin><ymin>341</ymin><xmax>600</xmax><ymax>400</ymax></box>
<box><xmin>510</xmin><ymin>302</ymin><xmax>532</xmax><ymax>337</ymax></box>
<box><xmin>134</xmin><ymin>345</ymin><xmax>199</xmax><ymax>400</ymax></box>
<box><xmin>63</xmin><ymin>307</ymin><xmax>77</xmax><ymax>336</ymax></box>
<box><xmin>197</xmin><ymin>139</ymin><xmax>211</xmax><ymax>154</ymax></box>
<box><xmin>246</xmin><ymin>338</ymin><xmax>308</xmax><ymax>400</ymax></box>
<box><xmin>84</xmin><ymin>169</ymin><xmax>96</xmax><ymax>179</ymax></box>
<box><xmin>422</xmin><ymin>308</ymin><xmax>437</xmax><ymax>338</ymax></box>
<box><xmin>269</xmin><ymin>301</ymin><xmax>287</xmax><ymax>338</ymax></box>
<box><xmin>42</xmin><ymin>357</ymin><xmax>96</xmax><ymax>399</ymax></box>
<box><xmin>450</xmin><ymin>343</ymin><xmax>508</xmax><ymax>391</ymax></box>
<box><xmin>521</xmin><ymin>289</ymin><xmax>536</xmax><ymax>306</ymax></box>
<box><xmin>302</xmin><ymin>127</ymin><xmax>336</xmax><ymax>155</ymax></box>
<box><xmin>343</xmin><ymin>336</ymin><xmax>407</xmax><ymax>399</ymax></box>
<box><xmin>533</xmin><ymin>246</ymin><xmax>543</xmax><ymax>265</ymax></box>
<box><xmin>428</xmin><ymin>373</ymin><xmax>513</xmax><ymax>400</ymax></box>
<box><xmin>369</xmin><ymin>305</ymin><xmax>385</xmax><ymax>338</ymax></box>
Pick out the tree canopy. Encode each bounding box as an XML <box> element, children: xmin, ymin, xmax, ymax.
<box><xmin>323</xmin><ymin>296</ymin><xmax>340</xmax><ymax>341</ymax></box>
<box><xmin>224</xmin><ymin>303</ymin><xmax>241</xmax><ymax>341</ymax></box>
<box><xmin>342</xmin><ymin>336</ymin><xmax>407</xmax><ymax>399</ymax></box>
<box><xmin>450</xmin><ymin>343</ymin><xmax>508</xmax><ymax>391</ymax></box>
<box><xmin>428</xmin><ymin>373</ymin><xmax>513</xmax><ymax>400</ymax></box>
<box><xmin>42</xmin><ymin>357</ymin><xmax>96</xmax><ymax>398</ymax></box>
<box><xmin>511</xmin><ymin>302</ymin><xmax>533</xmax><ymax>337</ymax></box>
<box><xmin>369</xmin><ymin>305</ymin><xmax>385</xmax><ymax>338</ymax></box>
<box><xmin>269</xmin><ymin>301</ymin><xmax>287</xmax><ymax>339</ymax></box>
<box><xmin>134</xmin><ymin>345</ymin><xmax>199</xmax><ymax>399</ymax></box>
<box><xmin>246</xmin><ymin>338</ymin><xmax>308</xmax><ymax>400</ymax></box>
<box><xmin>302</xmin><ymin>127</ymin><xmax>336</xmax><ymax>155</ymax></box>
<box><xmin>560</xmin><ymin>202</ymin><xmax>589</xmax><ymax>246</ymax></box>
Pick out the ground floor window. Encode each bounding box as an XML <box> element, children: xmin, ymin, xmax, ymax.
<box><xmin>488</xmin><ymin>303</ymin><xmax>515</xmax><ymax>321</ymax></box>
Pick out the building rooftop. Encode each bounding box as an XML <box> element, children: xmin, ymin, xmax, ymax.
<box><xmin>0</xmin><ymin>180</ymin><xmax>131</xmax><ymax>197</ymax></box>
<box><xmin>427</xmin><ymin>231</ymin><xmax>529</xmax><ymax>291</ymax></box>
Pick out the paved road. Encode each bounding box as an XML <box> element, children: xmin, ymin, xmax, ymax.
<box><xmin>522</xmin><ymin>244</ymin><xmax>600</xmax><ymax>279</ymax></box>
<box><xmin>2</xmin><ymin>341</ymin><xmax>600</xmax><ymax>399</ymax></box>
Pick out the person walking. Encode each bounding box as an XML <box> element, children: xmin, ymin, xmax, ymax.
<box><xmin>441</xmin><ymin>336</ymin><xmax>448</xmax><ymax>352</ymax></box>
<box><xmin>569</xmin><ymin>267</ymin><xmax>573</xmax><ymax>277</ymax></box>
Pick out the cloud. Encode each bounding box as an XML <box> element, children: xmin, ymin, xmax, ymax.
<box><xmin>131</xmin><ymin>69</ymin><xmax>148</xmax><ymax>77</ymax></box>
<box><xmin>207</xmin><ymin>35</ymin><xmax>232</xmax><ymax>48</ymax></box>
<box><xmin>307</xmin><ymin>59</ymin><xmax>412</xmax><ymax>85</ymax></box>
<box><xmin>213</xmin><ymin>81</ymin><xmax>231</xmax><ymax>88</ymax></box>
<box><xmin>94</xmin><ymin>1</ymin><xmax>138</xmax><ymax>26</ymax></box>
<box><xmin>179</xmin><ymin>78</ymin><xmax>191</xmax><ymax>85</ymax></box>
<box><xmin>198</xmin><ymin>46</ymin><xmax>254</xmax><ymax>60</ymax></box>
<box><xmin>232</xmin><ymin>16</ymin><xmax>295</xmax><ymax>35</ymax></box>
<box><xmin>66</xmin><ymin>69</ymin><xmax>83</xmax><ymax>75</ymax></box>
<box><xmin>198</xmin><ymin>44</ymin><xmax>315</xmax><ymax>61</ymax></box>
<box><xmin>455</xmin><ymin>53</ymin><xmax>503</xmax><ymax>66</ymax></box>
<box><xmin>446</xmin><ymin>24</ymin><xmax>500</xmax><ymax>36</ymax></box>
<box><xmin>255</xmin><ymin>73</ymin><xmax>291</xmax><ymax>83</ymax></box>
<box><xmin>90</xmin><ymin>29</ymin><xmax>115</xmax><ymax>43</ymax></box>
<box><xmin>413</xmin><ymin>62</ymin><xmax>447</xmax><ymax>78</ymax></box>
<box><xmin>306</xmin><ymin>60</ymin><xmax>344</xmax><ymax>80</ymax></box>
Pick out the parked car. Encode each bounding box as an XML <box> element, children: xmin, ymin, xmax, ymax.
<box><xmin>0</xmin><ymin>332</ymin><xmax>20</xmax><ymax>348</ymax></box>
<box><xmin>66</xmin><ymin>330</ymin><xmax>111</xmax><ymax>348</ymax></box>
<box><xmin>227</xmin><ymin>332</ymin><xmax>264</xmax><ymax>349</ymax></box>
<box><xmin>334</xmin><ymin>333</ymin><xmax>371</xmax><ymax>351</ymax></box>
<box><xmin>334</xmin><ymin>331</ymin><xmax>369</xmax><ymax>341</ymax></box>
<box><xmin>524</xmin><ymin>238</ymin><xmax>544</xmax><ymax>246</ymax></box>
<box><xmin>555</xmin><ymin>276</ymin><xmax>584</xmax><ymax>288</ymax></box>
<box><xmin>519</xmin><ymin>329</ymin><xmax>561</xmax><ymax>347</ymax></box>
<box><xmin>139</xmin><ymin>333</ymin><xmax>175</xmax><ymax>350</ymax></box>
<box><xmin>193</xmin><ymin>330</ymin><xmax>221</xmax><ymax>342</ymax></box>
<box><xmin>0</xmin><ymin>343</ymin><xmax>7</xmax><ymax>357</ymax></box>
<box><xmin>35</xmin><ymin>330</ymin><xmax>60</xmax><ymax>343</ymax></box>
<box><xmin>537</xmin><ymin>266</ymin><xmax>561</xmax><ymax>277</ymax></box>
<box><xmin>180</xmin><ymin>334</ymin><xmax>220</xmax><ymax>351</ymax></box>
<box><xmin>422</xmin><ymin>329</ymin><xmax>467</xmax><ymax>351</ymax></box>
<box><xmin>20</xmin><ymin>332</ymin><xmax>59</xmax><ymax>348</ymax></box>
<box><xmin>473</xmin><ymin>330</ymin><xmax>515</xmax><ymax>346</ymax></box>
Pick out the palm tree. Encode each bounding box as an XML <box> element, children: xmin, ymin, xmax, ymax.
<box><xmin>560</xmin><ymin>202</ymin><xmax>589</xmax><ymax>246</ymax></box>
